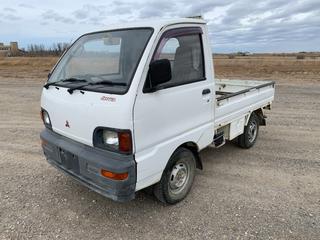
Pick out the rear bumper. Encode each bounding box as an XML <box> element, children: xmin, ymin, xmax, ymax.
<box><xmin>40</xmin><ymin>129</ymin><xmax>136</xmax><ymax>202</ymax></box>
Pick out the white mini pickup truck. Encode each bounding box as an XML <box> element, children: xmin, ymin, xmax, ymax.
<box><xmin>40</xmin><ymin>18</ymin><xmax>275</xmax><ymax>204</ymax></box>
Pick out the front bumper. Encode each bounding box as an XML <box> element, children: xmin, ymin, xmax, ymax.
<box><xmin>40</xmin><ymin>129</ymin><xmax>136</xmax><ymax>202</ymax></box>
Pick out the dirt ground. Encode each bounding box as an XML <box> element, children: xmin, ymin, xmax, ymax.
<box><xmin>0</xmin><ymin>56</ymin><xmax>319</xmax><ymax>239</ymax></box>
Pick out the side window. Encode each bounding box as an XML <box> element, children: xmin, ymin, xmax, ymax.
<box><xmin>158</xmin><ymin>38</ymin><xmax>179</xmax><ymax>70</ymax></box>
<box><xmin>154</xmin><ymin>33</ymin><xmax>205</xmax><ymax>87</ymax></box>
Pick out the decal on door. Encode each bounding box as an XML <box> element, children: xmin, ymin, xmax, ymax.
<box><xmin>101</xmin><ymin>96</ymin><xmax>116</xmax><ymax>102</ymax></box>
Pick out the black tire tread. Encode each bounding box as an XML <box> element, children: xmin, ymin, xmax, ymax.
<box><xmin>237</xmin><ymin>112</ymin><xmax>259</xmax><ymax>149</ymax></box>
<box><xmin>153</xmin><ymin>147</ymin><xmax>196</xmax><ymax>204</ymax></box>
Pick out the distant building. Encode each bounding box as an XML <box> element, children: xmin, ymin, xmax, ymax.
<box><xmin>0</xmin><ymin>42</ymin><xmax>21</xmax><ymax>57</ymax></box>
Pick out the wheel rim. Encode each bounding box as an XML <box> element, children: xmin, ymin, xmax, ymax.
<box><xmin>169</xmin><ymin>162</ymin><xmax>189</xmax><ymax>194</ymax></box>
<box><xmin>248</xmin><ymin>121</ymin><xmax>257</xmax><ymax>143</ymax></box>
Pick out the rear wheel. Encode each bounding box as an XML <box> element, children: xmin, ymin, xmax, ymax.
<box><xmin>237</xmin><ymin>112</ymin><xmax>259</xmax><ymax>149</ymax></box>
<box><xmin>153</xmin><ymin>147</ymin><xmax>196</xmax><ymax>204</ymax></box>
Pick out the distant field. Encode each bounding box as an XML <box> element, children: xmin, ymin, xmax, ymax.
<box><xmin>0</xmin><ymin>57</ymin><xmax>58</xmax><ymax>81</ymax></box>
<box><xmin>214</xmin><ymin>55</ymin><xmax>320</xmax><ymax>84</ymax></box>
<box><xmin>0</xmin><ymin>55</ymin><xmax>319</xmax><ymax>84</ymax></box>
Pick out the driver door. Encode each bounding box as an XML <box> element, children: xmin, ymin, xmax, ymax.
<box><xmin>133</xmin><ymin>26</ymin><xmax>214</xmax><ymax>187</ymax></box>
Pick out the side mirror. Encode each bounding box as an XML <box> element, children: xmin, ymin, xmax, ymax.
<box><xmin>48</xmin><ymin>72</ymin><xmax>52</xmax><ymax>79</ymax></box>
<box><xmin>147</xmin><ymin>59</ymin><xmax>171</xmax><ymax>91</ymax></box>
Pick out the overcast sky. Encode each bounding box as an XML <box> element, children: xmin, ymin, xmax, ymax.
<box><xmin>0</xmin><ymin>0</ymin><xmax>319</xmax><ymax>53</ymax></box>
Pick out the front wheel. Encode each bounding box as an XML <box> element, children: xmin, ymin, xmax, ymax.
<box><xmin>237</xmin><ymin>112</ymin><xmax>259</xmax><ymax>149</ymax></box>
<box><xmin>153</xmin><ymin>147</ymin><xmax>196</xmax><ymax>204</ymax></box>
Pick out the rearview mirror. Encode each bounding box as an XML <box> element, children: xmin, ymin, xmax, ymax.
<box><xmin>147</xmin><ymin>59</ymin><xmax>172</xmax><ymax>90</ymax></box>
<box><xmin>103</xmin><ymin>33</ymin><xmax>121</xmax><ymax>45</ymax></box>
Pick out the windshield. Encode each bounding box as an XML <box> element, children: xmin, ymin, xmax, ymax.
<box><xmin>49</xmin><ymin>28</ymin><xmax>153</xmax><ymax>94</ymax></box>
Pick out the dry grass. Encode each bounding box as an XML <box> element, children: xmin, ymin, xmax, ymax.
<box><xmin>0</xmin><ymin>56</ymin><xmax>57</xmax><ymax>67</ymax></box>
<box><xmin>0</xmin><ymin>57</ymin><xmax>58</xmax><ymax>81</ymax></box>
<box><xmin>214</xmin><ymin>55</ymin><xmax>320</xmax><ymax>84</ymax></box>
<box><xmin>0</xmin><ymin>55</ymin><xmax>319</xmax><ymax>84</ymax></box>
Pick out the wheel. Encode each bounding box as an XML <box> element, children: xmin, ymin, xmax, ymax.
<box><xmin>153</xmin><ymin>147</ymin><xmax>196</xmax><ymax>204</ymax></box>
<box><xmin>237</xmin><ymin>112</ymin><xmax>259</xmax><ymax>149</ymax></box>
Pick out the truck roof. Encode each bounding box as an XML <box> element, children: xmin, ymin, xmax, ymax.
<box><xmin>98</xmin><ymin>18</ymin><xmax>206</xmax><ymax>32</ymax></box>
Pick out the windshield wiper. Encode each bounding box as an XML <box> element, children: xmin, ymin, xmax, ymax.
<box><xmin>44</xmin><ymin>78</ymin><xmax>88</xmax><ymax>89</ymax></box>
<box><xmin>92</xmin><ymin>80</ymin><xmax>127</xmax><ymax>86</ymax></box>
<box><xmin>67</xmin><ymin>80</ymin><xmax>127</xmax><ymax>94</ymax></box>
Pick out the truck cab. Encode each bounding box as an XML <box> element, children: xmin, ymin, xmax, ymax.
<box><xmin>40</xmin><ymin>18</ymin><xmax>274</xmax><ymax>203</ymax></box>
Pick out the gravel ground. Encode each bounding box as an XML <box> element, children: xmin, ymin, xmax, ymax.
<box><xmin>0</xmin><ymin>63</ymin><xmax>319</xmax><ymax>239</ymax></box>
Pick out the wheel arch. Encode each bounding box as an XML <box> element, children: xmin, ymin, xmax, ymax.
<box><xmin>254</xmin><ymin>108</ymin><xmax>266</xmax><ymax>126</ymax></box>
<box><xmin>178</xmin><ymin>142</ymin><xmax>203</xmax><ymax>170</ymax></box>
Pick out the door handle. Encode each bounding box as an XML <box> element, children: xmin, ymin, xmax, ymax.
<box><xmin>202</xmin><ymin>89</ymin><xmax>211</xmax><ymax>95</ymax></box>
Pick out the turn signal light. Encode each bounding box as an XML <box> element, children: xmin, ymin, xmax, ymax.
<box><xmin>100</xmin><ymin>169</ymin><xmax>128</xmax><ymax>180</ymax></box>
<box><xmin>40</xmin><ymin>109</ymin><xmax>52</xmax><ymax>129</ymax></box>
<box><xmin>41</xmin><ymin>139</ymin><xmax>47</xmax><ymax>147</ymax></box>
<box><xmin>118</xmin><ymin>132</ymin><xmax>132</xmax><ymax>153</ymax></box>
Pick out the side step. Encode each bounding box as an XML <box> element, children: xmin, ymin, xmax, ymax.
<box><xmin>210</xmin><ymin>132</ymin><xmax>226</xmax><ymax>148</ymax></box>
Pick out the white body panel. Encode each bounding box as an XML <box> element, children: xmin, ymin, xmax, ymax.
<box><xmin>229</xmin><ymin>116</ymin><xmax>245</xmax><ymax>140</ymax></box>
<box><xmin>215</xmin><ymin>79</ymin><xmax>275</xmax><ymax>129</ymax></box>
<box><xmin>41</xmin><ymin>18</ymin><xmax>275</xmax><ymax>193</ymax></box>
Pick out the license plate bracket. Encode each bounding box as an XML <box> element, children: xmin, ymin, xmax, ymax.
<box><xmin>59</xmin><ymin>148</ymin><xmax>80</xmax><ymax>173</ymax></box>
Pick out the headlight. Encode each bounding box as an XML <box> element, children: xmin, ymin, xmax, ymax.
<box><xmin>103</xmin><ymin>130</ymin><xmax>119</xmax><ymax>148</ymax></box>
<box><xmin>93</xmin><ymin>128</ymin><xmax>132</xmax><ymax>154</ymax></box>
<box><xmin>41</xmin><ymin>109</ymin><xmax>52</xmax><ymax>129</ymax></box>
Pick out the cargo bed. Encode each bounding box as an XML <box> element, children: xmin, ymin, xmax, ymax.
<box><xmin>214</xmin><ymin>79</ymin><xmax>275</xmax><ymax>130</ymax></box>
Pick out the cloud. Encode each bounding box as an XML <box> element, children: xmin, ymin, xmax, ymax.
<box><xmin>112</xmin><ymin>6</ymin><xmax>132</xmax><ymax>15</ymax></box>
<box><xmin>202</xmin><ymin>0</ymin><xmax>320</xmax><ymax>52</ymax></box>
<box><xmin>18</xmin><ymin>3</ymin><xmax>34</xmax><ymax>9</ymax></box>
<box><xmin>138</xmin><ymin>0</ymin><xmax>178</xmax><ymax>18</ymax></box>
<box><xmin>42</xmin><ymin>10</ymin><xmax>75</xmax><ymax>24</ymax></box>
<box><xmin>73</xmin><ymin>4</ymin><xmax>107</xmax><ymax>20</ymax></box>
<box><xmin>139</xmin><ymin>8</ymin><xmax>163</xmax><ymax>18</ymax></box>
<box><xmin>3</xmin><ymin>14</ymin><xmax>21</xmax><ymax>21</ymax></box>
<box><xmin>182</xmin><ymin>0</ymin><xmax>234</xmax><ymax>16</ymax></box>
<box><xmin>3</xmin><ymin>7</ymin><xmax>16</xmax><ymax>12</ymax></box>
<box><xmin>1</xmin><ymin>0</ymin><xmax>320</xmax><ymax>52</ymax></box>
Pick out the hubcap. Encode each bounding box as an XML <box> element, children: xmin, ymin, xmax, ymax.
<box><xmin>169</xmin><ymin>162</ymin><xmax>189</xmax><ymax>194</ymax></box>
<box><xmin>248</xmin><ymin>121</ymin><xmax>257</xmax><ymax>143</ymax></box>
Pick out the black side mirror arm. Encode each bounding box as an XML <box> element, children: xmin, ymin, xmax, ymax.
<box><xmin>143</xmin><ymin>86</ymin><xmax>157</xmax><ymax>93</ymax></box>
<box><xmin>143</xmin><ymin>71</ymin><xmax>160</xmax><ymax>93</ymax></box>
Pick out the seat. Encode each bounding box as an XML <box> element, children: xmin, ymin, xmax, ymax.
<box><xmin>172</xmin><ymin>46</ymin><xmax>200</xmax><ymax>84</ymax></box>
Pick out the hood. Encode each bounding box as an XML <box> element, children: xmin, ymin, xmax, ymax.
<box><xmin>41</xmin><ymin>87</ymin><xmax>133</xmax><ymax>147</ymax></box>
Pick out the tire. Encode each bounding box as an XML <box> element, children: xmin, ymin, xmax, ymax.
<box><xmin>153</xmin><ymin>147</ymin><xmax>196</xmax><ymax>204</ymax></box>
<box><xmin>237</xmin><ymin>112</ymin><xmax>259</xmax><ymax>149</ymax></box>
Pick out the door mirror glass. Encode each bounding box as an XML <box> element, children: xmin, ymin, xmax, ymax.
<box><xmin>148</xmin><ymin>59</ymin><xmax>172</xmax><ymax>89</ymax></box>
